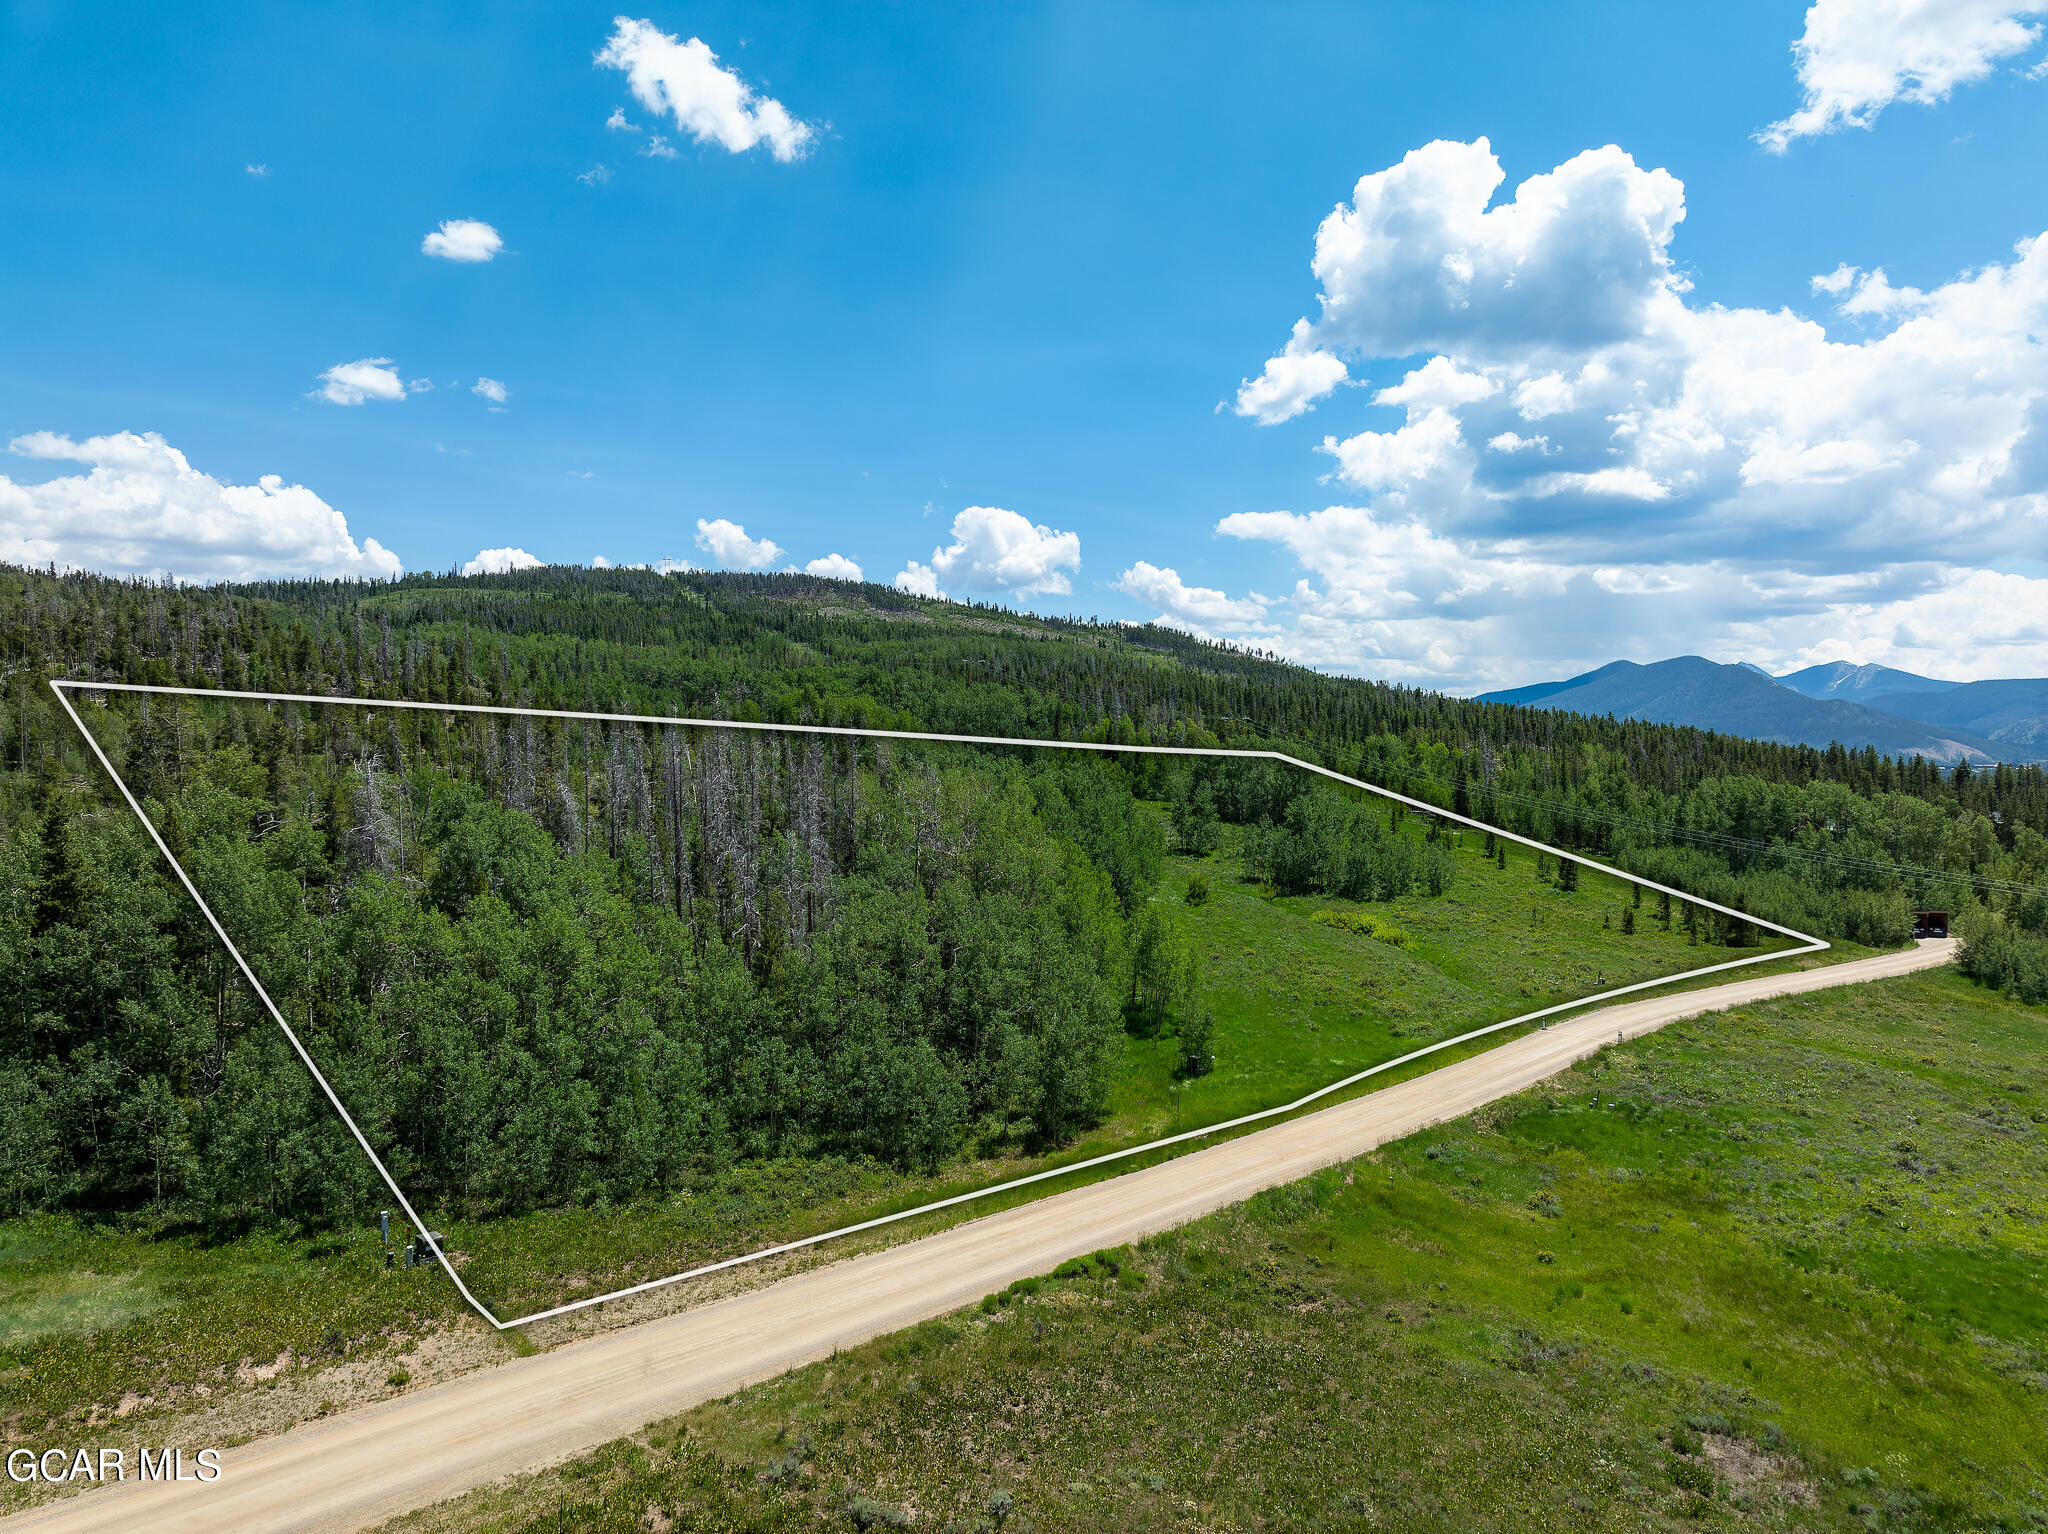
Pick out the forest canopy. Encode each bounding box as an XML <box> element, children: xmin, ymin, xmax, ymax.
<box><xmin>2</xmin><ymin>562</ymin><xmax>2044</xmax><ymax>1234</ymax></box>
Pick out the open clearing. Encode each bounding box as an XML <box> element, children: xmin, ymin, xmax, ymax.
<box><xmin>1</xmin><ymin>940</ymin><xmax>1953</xmax><ymax>1534</ymax></box>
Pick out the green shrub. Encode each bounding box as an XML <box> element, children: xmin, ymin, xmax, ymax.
<box><xmin>758</xmin><ymin>1435</ymin><xmax>812</xmax><ymax>1486</ymax></box>
<box><xmin>1670</xmin><ymin>1456</ymin><xmax>1713</xmax><ymax>1495</ymax></box>
<box><xmin>1308</xmin><ymin>909</ymin><xmax>1412</xmax><ymax>946</ymax></box>
<box><xmin>846</xmin><ymin>1495</ymin><xmax>910</xmax><ymax>1529</ymax></box>
<box><xmin>1959</xmin><ymin>907</ymin><xmax>2048</xmax><ymax>1004</ymax></box>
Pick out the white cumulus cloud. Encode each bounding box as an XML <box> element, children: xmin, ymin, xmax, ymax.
<box><xmin>915</xmin><ymin>506</ymin><xmax>1081</xmax><ymax>599</ymax></box>
<box><xmin>1219</xmin><ymin>135</ymin><xmax>2048</xmax><ymax>684</ymax></box>
<box><xmin>1728</xmin><ymin>567</ymin><xmax>2048</xmax><ymax>679</ymax></box>
<box><xmin>472</xmin><ymin>377</ymin><xmax>509</xmax><ymax>404</ymax></box>
<box><xmin>1218</xmin><ymin>505</ymin><xmax>1577</xmax><ymax>618</ymax></box>
<box><xmin>421</xmin><ymin>218</ymin><xmax>504</xmax><ymax>263</ymax></box>
<box><xmin>694</xmin><ymin>517</ymin><xmax>784</xmax><ymax>570</ymax></box>
<box><xmin>1248</xmin><ymin>136</ymin><xmax>2048</xmax><ymax>568</ymax></box>
<box><xmin>1758</xmin><ymin>0</ymin><xmax>2048</xmax><ymax>151</ymax></box>
<box><xmin>893</xmin><ymin>561</ymin><xmax>943</xmax><ymax>599</ymax></box>
<box><xmin>595</xmin><ymin>18</ymin><xmax>815</xmax><ymax>162</ymax></box>
<box><xmin>314</xmin><ymin>358</ymin><xmax>406</xmax><ymax>406</ymax></box>
<box><xmin>1113</xmin><ymin>562</ymin><xmax>1269</xmax><ymax>635</ymax></box>
<box><xmin>1233</xmin><ymin>318</ymin><xmax>1350</xmax><ymax>424</ymax></box>
<box><xmin>804</xmin><ymin>553</ymin><xmax>863</xmax><ymax>581</ymax></box>
<box><xmin>1318</xmin><ymin>408</ymin><xmax>1471</xmax><ymax>496</ymax></box>
<box><xmin>0</xmin><ymin>431</ymin><xmax>401</xmax><ymax>583</ymax></box>
<box><xmin>462</xmin><ymin>546</ymin><xmax>542</xmax><ymax>576</ymax></box>
<box><xmin>1373</xmin><ymin>356</ymin><xmax>1499</xmax><ymax>411</ymax></box>
<box><xmin>1302</xmin><ymin>138</ymin><xmax>1686</xmax><ymax>362</ymax></box>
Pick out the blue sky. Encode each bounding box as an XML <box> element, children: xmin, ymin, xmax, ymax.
<box><xmin>3</xmin><ymin>1</ymin><xmax>2046</xmax><ymax>690</ymax></box>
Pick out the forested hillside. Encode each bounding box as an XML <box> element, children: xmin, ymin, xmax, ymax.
<box><xmin>6</xmin><ymin>560</ymin><xmax>2044</xmax><ymax>926</ymax></box>
<box><xmin>2</xmin><ymin>561</ymin><xmax>2046</xmax><ymax>1238</ymax></box>
<box><xmin>4</xmin><ymin>688</ymin><xmax>1171</xmax><ymax>1225</ymax></box>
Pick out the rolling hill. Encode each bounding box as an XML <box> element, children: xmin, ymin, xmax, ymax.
<box><xmin>1478</xmin><ymin>656</ymin><xmax>2030</xmax><ymax>763</ymax></box>
<box><xmin>1872</xmin><ymin>679</ymin><xmax>2048</xmax><ymax>752</ymax></box>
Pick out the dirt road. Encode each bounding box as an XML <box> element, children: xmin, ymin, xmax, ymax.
<box><xmin>7</xmin><ymin>940</ymin><xmax>1955</xmax><ymax>1533</ymax></box>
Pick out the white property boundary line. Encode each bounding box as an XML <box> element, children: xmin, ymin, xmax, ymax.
<box><xmin>51</xmin><ymin>679</ymin><xmax>1828</xmax><ymax>1329</ymax></box>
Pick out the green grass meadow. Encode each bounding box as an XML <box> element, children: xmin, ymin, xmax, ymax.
<box><xmin>1112</xmin><ymin>827</ymin><xmax>1806</xmax><ymax>1142</ymax></box>
<box><xmin>388</xmin><ymin>965</ymin><xmax>2048</xmax><ymax>1534</ymax></box>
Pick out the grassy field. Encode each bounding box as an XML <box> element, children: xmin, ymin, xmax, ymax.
<box><xmin>387</xmin><ymin>965</ymin><xmax>2048</xmax><ymax>1534</ymax></box>
<box><xmin>0</xmin><ymin>811</ymin><xmax>1841</xmax><ymax>1453</ymax></box>
<box><xmin>1110</xmin><ymin>825</ymin><xmax>1795</xmax><ymax>1143</ymax></box>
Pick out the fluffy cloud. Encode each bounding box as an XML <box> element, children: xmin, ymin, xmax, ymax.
<box><xmin>315</xmin><ymin>358</ymin><xmax>406</xmax><ymax>406</ymax></box>
<box><xmin>472</xmin><ymin>377</ymin><xmax>509</xmax><ymax>404</ymax></box>
<box><xmin>893</xmin><ymin>561</ymin><xmax>943</xmax><ymax>599</ymax></box>
<box><xmin>595</xmin><ymin>18</ymin><xmax>815</xmax><ymax>162</ymax></box>
<box><xmin>1318</xmin><ymin>408</ymin><xmax>1470</xmax><ymax>495</ymax></box>
<box><xmin>915</xmin><ymin>506</ymin><xmax>1080</xmax><ymax>598</ymax></box>
<box><xmin>1732</xmin><ymin>567</ymin><xmax>2048</xmax><ymax>677</ymax></box>
<box><xmin>1220</xmin><ymin>136</ymin><xmax>2048</xmax><ymax>685</ymax></box>
<box><xmin>0</xmin><ymin>431</ymin><xmax>400</xmax><ymax>583</ymax></box>
<box><xmin>1233</xmin><ymin>319</ymin><xmax>1349</xmax><ymax>424</ymax></box>
<box><xmin>804</xmin><ymin>553</ymin><xmax>863</xmax><ymax>581</ymax></box>
<box><xmin>1758</xmin><ymin>0</ymin><xmax>2047</xmax><ymax>151</ymax></box>
<box><xmin>421</xmin><ymin>219</ymin><xmax>504</xmax><ymax>262</ymax></box>
<box><xmin>694</xmin><ymin>517</ymin><xmax>783</xmax><ymax>570</ymax></box>
<box><xmin>1374</xmin><ymin>356</ymin><xmax>1499</xmax><ymax>410</ymax></box>
<box><xmin>1254</xmin><ymin>137</ymin><xmax>2048</xmax><ymax>565</ymax></box>
<box><xmin>1218</xmin><ymin>506</ymin><xmax>1577</xmax><ymax>617</ymax></box>
<box><xmin>1113</xmin><ymin>561</ymin><xmax>1269</xmax><ymax>636</ymax></box>
<box><xmin>462</xmin><ymin>546</ymin><xmax>541</xmax><ymax>576</ymax></box>
<box><xmin>1302</xmin><ymin>139</ymin><xmax>1686</xmax><ymax>363</ymax></box>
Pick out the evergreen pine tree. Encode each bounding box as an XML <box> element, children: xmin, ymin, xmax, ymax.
<box><xmin>32</xmin><ymin>790</ymin><xmax>90</xmax><ymax>935</ymax></box>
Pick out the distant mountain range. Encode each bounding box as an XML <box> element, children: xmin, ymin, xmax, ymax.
<box><xmin>1774</xmin><ymin>660</ymin><xmax>1961</xmax><ymax>704</ymax></box>
<box><xmin>1478</xmin><ymin>657</ymin><xmax>2048</xmax><ymax>764</ymax></box>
